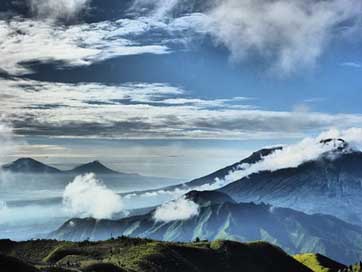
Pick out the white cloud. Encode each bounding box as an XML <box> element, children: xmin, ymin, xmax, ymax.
<box><xmin>340</xmin><ymin>62</ymin><xmax>362</xmax><ymax>69</ymax></box>
<box><xmin>318</xmin><ymin>127</ymin><xmax>362</xmax><ymax>145</ymax></box>
<box><xmin>63</xmin><ymin>173</ymin><xmax>124</xmax><ymax>219</ymax></box>
<box><xmin>153</xmin><ymin>196</ymin><xmax>199</xmax><ymax>222</ymax></box>
<box><xmin>122</xmin><ymin>127</ymin><xmax>362</xmax><ymax>205</ymax></box>
<box><xmin>217</xmin><ymin>128</ymin><xmax>362</xmax><ymax>185</ymax></box>
<box><xmin>0</xmin><ymin>18</ymin><xmax>169</xmax><ymax>75</ymax></box>
<box><xmin>136</xmin><ymin>0</ymin><xmax>362</xmax><ymax>75</ymax></box>
<box><xmin>28</xmin><ymin>0</ymin><xmax>90</xmax><ymax>21</ymax></box>
<box><xmin>2</xmin><ymin>78</ymin><xmax>362</xmax><ymax>140</ymax></box>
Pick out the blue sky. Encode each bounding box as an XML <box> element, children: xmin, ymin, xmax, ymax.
<box><xmin>1</xmin><ymin>0</ymin><xmax>362</xmax><ymax>178</ymax></box>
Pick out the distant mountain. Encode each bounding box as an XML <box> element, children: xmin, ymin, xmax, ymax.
<box><xmin>49</xmin><ymin>191</ymin><xmax>362</xmax><ymax>264</ymax></box>
<box><xmin>0</xmin><ymin>237</ymin><xmax>318</xmax><ymax>272</ymax></box>
<box><xmin>1</xmin><ymin>158</ymin><xmax>131</xmax><ymax>176</ymax></box>
<box><xmin>219</xmin><ymin>141</ymin><xmax>362</xmax><ymax>225</ymax></box>
<box><xmin>67</xmin><ymin>160</ymin><xmax>122</xmax><ymax>175</ymax></box>
<box><xmin>1</xmin><ymin>158</ymin><xmax>61</xmax><ymax>174</ymax></box>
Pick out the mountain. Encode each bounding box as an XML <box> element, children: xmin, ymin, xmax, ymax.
<box><xmin>294</xmin><ymin>253</ymin><xmax>346</xmax><ymax>272</ymax></box>
<box><xmin>185</xmin><ymin>146</ymin><xmax>281</xmax><ymax>187</ymax></box>
<box><xmin>218</xmin><ymin>143</ymin><xmax>362</xmax><ymax>225</ymax></box>
<box><xmin>1</xmin><ymin>158</ymin><xmax>128</xmax><ymax>175</ymax></box>
<box><xmin>49</xmin><ymin>191</ymin><xmax>362</xmax><ymax>264</ymax></box>
<box><xmin>0</xmin><ymin>237</ymin><xmax>319</xmax><ymax>272</ymax></box>
<box><xmin>67</xmin><ymin>160</ymin><xmax>122</xmax><ymax>175</ymax></box>
<box><xmin>1</xmin><ymin>158</ymin><xmax>61</xmax><ymax>174</ymax></box>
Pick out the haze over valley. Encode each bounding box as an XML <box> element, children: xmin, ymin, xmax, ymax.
<box><xmin>1</xmin><ymin>0</ymin><xmax>362</xmax><ymax>271</ymax></box>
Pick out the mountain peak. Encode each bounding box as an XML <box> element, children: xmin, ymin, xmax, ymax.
<box><xmin>68</xmin><ymin>160</ymin><xmax>120</xmax><ymax>175</ymax></box>
<box><xmin>319</xmin><ymin>138</ymin><xmax>354</xmax><ymax>156</ymax></box>
<box><xmin>2</xmin><ymin>158</ymin><xmax>61</xmax><ymax>174</ymax></box>
<box><xmin>320</xmin><ymin>138</ymin><xmax>348</xmax><ymax>149</ymax></box>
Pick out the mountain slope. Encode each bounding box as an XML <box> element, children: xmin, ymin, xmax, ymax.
<box><xmin>1</xmin><ymin>158</ymin><xmax>61</xmax><ymax>174</ymax></box>
<box><xmin>219</xmin><ymin>150</ymin><xmax>362</xmax><ymax>225</ymax></box>
<box><xmin>67</xmin><ymin>160</ymin><xmax>122</xmax><ymax>175</ymax></box>
<box><xmin>185</xmin><ymin>147</ymin><xmax>281</xmax><ymax>187</ymax></box>
<box><xmin>49</xmin><ymin>191</ymin><xmax>362</xmax><ymax>264</ymax></box>
<box><xmin>0</xmin><ymin>238</ymin><xmax>313</xmax><ymax>272</ymax></box>
<box><xmin>294</xmin><ymin>253</ymin><xmax>346</xmax><ymax>272</ymax></box>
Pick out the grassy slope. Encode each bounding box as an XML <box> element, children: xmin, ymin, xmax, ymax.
<box><xmin>294</xmin><ymin>253</ymin><xmax>346</xmax><ymax>272</ymax></box>
<box><xmin>0</xmin><ymin>237</ymin><xmax>356</xmax><ymax>272</ymax></box>
<box><xmin>0</xmin><ymin>238</ymin><xmax>310</xmax><ymax>272</ymax></box>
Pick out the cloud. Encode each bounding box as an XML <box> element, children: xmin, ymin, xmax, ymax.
<box><xmin>340</xmin><ymin>62</ymin><xmax>362</xmax><ymax>69</ymax></box>
<box><xmin>122</xmin><ymin>127</ymin><xmax>362</xmax><ymax>205</ymax></box>
<box><xmin>153</xmin><ymin>196</ymin><xmax>199</xmax><ymax>222</ymax></box>
<box><xmin>28</xmin><ymin>0</ymin><xmax>90</xmax><ymax>21</ymax></box>
<box><xmin>318</xmin><ymin>127</ymin><xmax>362</xmax><ymax>145</ymax></box>
<box><xmin>0</xmin><ymin>18</ymin><xmax>169</xmax><ymax>75</ymax></box>
<box><xmin>63</xmin><ymin>173</ymin><xmax>124</xmax><ymax>219</ymax></box>
<box><xmin>2</xmin><ymin>78</ymin><xmax>362</xmax><ymax>140</ymax></box>
<box><xmin>136</xmin><ymin>0</ymin><xmax>362</xmax><ymax>75</ymax></box>
<box><xmin>217</xmin><ymin>128</ymin><xmax>362</xmax><ymax>185</ymax></box>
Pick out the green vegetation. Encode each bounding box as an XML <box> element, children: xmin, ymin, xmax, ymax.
<box><xmin>294</xmin><ymin>253</ymin><xmax>346</xmax><ymax>272</ymax></box>
<box><xmin>0</xmin><ymin>237</ymin><xmax>360</xmax><ymax>272</ymax></box>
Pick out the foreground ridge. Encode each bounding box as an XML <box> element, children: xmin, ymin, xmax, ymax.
<box><xmin>0</xmin><ymin>237</ymin><xmax>330</xmax><ymax>272</ymax></box>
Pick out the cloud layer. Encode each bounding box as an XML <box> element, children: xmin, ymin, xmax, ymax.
<box><xmin>63</xmin><ymin>173</ymin><xmax>123</xmax><ymax>219</ymax></box>
<box><xmin>0</xmin><ymin>18</ymin><xmax>169</xmax><ymax>75</ymax></box>
<box><xmin>2</xmin><ymin>0</ymin><xmax>360</xmax><ymax>76</ymax></box>
<box><xmin>2</xmin><ymin>78</ymin><xmax>362</xmax><ymax>140</ymax></box>
<box><xmin>153</xmin><ymin>196</ymin><xmax>199</xmax><ymax>222</ymax></box>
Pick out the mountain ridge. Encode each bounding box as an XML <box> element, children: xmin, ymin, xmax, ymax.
<box><xmin>1</xmin><ymin>158</ymin><xmax>136</xmax><ymax>176</ymax></box>
<box><xmin>49</xmin><ymin>191</ymin><xmax>362</xmax><ymax>264</ymax></box>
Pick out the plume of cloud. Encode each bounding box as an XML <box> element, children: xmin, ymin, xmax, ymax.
<box><xmin>28</xmin><ymin>0</ymin><xmax>90</xmax><ymax>21</ymax></box>
<box><xmin>63</xmin><ymin>173</ymin><xmax>124</xmax><ymax>219</ymax></box>
<box><xmin>318</xmin><ymin>127</ymin><xmax>362</xmax><ymax>145</ymax></box>
<box><xmin>135</xmin><ymin>0</ymin><xmax>362</xmax><ymax>75</ymax></box>
<box><xmin>153</xmin><ymin>196</ymin><xmax>199</xmax><ymax>222</ymax></box>
<box><xmin>218</xmin><ymin>127</ymin><xmax>362</xmax><ymax>184</ymax></box>
<box><xmin>205</xmin><ymin>0</ymin><xmax>361</xmax><ymax>75</ymax></box>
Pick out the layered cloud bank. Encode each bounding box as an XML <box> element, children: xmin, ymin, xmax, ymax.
<box><xmin>2</xmin><ymin>78</ymin><xmax>362</xmax><ymax>140</ymax></box>
<box><xmin>63</xmin><ymin>173</ymin><xmax>123</xmax><ymax>219</ymax></box>
<box><xmin>1</xmin><ymin>0</ymin><xmax>360</xmax><ymax>76</ymax></box>
<box><xmin>0</xmin><ymin>18</ymin><xmax>168</xmax><ymax>75</ymax></box>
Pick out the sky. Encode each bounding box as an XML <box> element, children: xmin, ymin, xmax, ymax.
<box><xmin>0</xmin><ymin>0</ymin><xmax>362</xmax><ymax>178</ymax></box>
